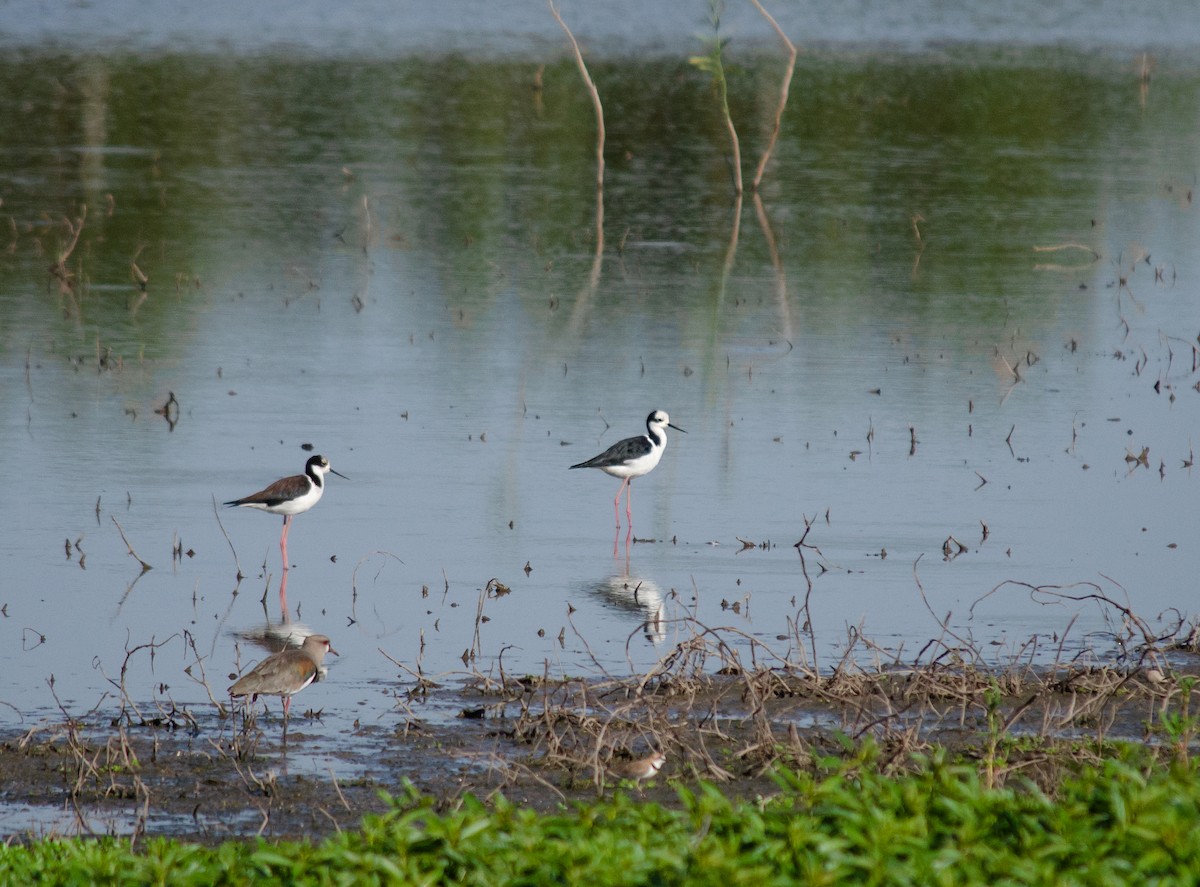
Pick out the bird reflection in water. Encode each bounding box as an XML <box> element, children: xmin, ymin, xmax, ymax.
<box><xmin>592</xmin><ymin>572</ymin><xmax>667</xmax><ymax>645</ymax></box>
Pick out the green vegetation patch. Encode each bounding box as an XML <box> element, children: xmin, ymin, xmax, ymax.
<box><xmin>4</xmin><ymin>745</ymin><xmax>1200</xmax><ymax>885</ymax></box>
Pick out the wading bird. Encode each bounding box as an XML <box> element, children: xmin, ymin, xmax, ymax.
<box><xmin>228</xmin><ymin>633</ymin><xmax>338</xmax><ymax>725</ymax></box>
<box><xmin>570</xmin><ymin>410</ymin><xmax>684</xmax><ymax>532</ymax></box>
<box><xmin>224</xmin><ymin>454</ymin><xmax>347</xmax><ymax>574</ymax></box>
<box><xmin>607</xmin><ymin>749</ymin><xmax>667</xmax><ymax>783</ymax></box>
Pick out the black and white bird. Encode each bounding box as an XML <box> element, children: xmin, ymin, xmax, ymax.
<box><xmin>224</xmin><ymin>454</ymin><xmax>347</xmax><ymax>573</ymax></box>
<box><xmin>570</xmin><ymin>410</ymin><xmax>684</xmax><ymax>530</ymax></box>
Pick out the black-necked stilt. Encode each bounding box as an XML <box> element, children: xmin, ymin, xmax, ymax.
<box><xmin>570</xmin><ymin>410</ymin><xmax>684</xmax><ymax>531</ymax></box>
<box><xmin>224</xmin><ymin>454</ymin><xmax>347</xmax><ymax>574</ymax></box>
<box><xmin>228</xmin><ymin>633</ymin><xmax>337</xmax><ymax>723</ymax></box>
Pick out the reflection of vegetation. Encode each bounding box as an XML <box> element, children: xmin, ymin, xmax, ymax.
<box><xmin>0</xmin><ymin>48</ymin><xmax>1191</xmax><ymax>361</ymax></box>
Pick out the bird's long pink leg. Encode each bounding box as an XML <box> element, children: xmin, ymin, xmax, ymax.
<box><xmin>280</xmin><ymin>514</ymin><xmax>292</xmax><ymax>573</ymax></box>
<box><xmin>613</xmin><ymin>479</ymin><xmax>630</xmax><ymax>530</ymax></box>
<box><xmin>626</xmin><ymin>480</ymin><xmax>634</xmax><ymax>528</ymax></box>
<box><xmin>279</xmin><ymin>569</ymin><xmax>290</xmax><ymax>618</ymax></box>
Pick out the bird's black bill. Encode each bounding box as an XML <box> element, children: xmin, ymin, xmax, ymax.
<box><xmin>668</xmin><ymin>423</ymin><xmax>686</xmax><ymax>433</ymax></box>
<box><xmin>330</xmin><ymin>469</ymin><xmax>350</xmax><ymax>480</ymax></box>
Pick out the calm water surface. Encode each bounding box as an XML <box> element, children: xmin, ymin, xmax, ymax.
<box><xmin>1</xmin><ymin>3</ymin><xmax>1199</xmax><ymax>812</ymax></box>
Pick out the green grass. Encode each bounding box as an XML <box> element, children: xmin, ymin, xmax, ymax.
<box><xmin>4</xmin><ymin>744</ymin><xmax>1200</xmax><ymax>885</ymax></box>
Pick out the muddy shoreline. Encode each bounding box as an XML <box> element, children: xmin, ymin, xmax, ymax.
<box><xmin>2</xmin><ymin>658</ymin><xmax>1195</xmax><ymax>845</ymax></box>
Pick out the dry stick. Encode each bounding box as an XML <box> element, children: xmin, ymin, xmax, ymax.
<box><xmin>1049</xmin><ymin>575</ymin><xmax>1169</xmax><ymax>653</ymax></box>
<box><xmin>548</xmin><ymin>0</ymin><xmax>604</xmax><ymax>191</ymax></box>
<box><xmin>314</xmin><ymin>807</ymin><xmax>342</xmax><ymax>834</ymax></box>
<box><xmin>378</xmin><ymin>647</ymin><xmax>442</xmax><ymax>695</ymax></box>
<box><xmin>129</xmin><ymin>244</ymin><xmax>150</xmax><ymax>316</ymax></box>
<box><xmin>747</xmin><ymin>0</ymin><xmax>796</xmax><ymax>191</ymax></box>
<box><xmin>112</xmin><ymin>633</ymin><xmax>181</xmax><ymax>726</ymax></box>
<box><xmin>911</xmin><ymin>554</ymin><xmax>984</xmax><ymax>668</ymax></box>
<box><xmin>52</xmin><ymin>204</ymin><xmax>87</xmax><ymax>287</ymax></box>
<box><xmin>740</xmin><ymin>662</ymin><xmax>774</xmax><ymax>753</ymax></box>
<box><xmin>212</xmin><ymin>494</ymin><xmax>244</xmax><ymax>581</ymax></box>
<box><xmin>326</xmin><ymin>768</ymin><xmax>353</xmax><ymax>813</ymax></box>
<box><xmin>111</xmin><ymin>516</ymin><xmax>151</xmax><ymax>572</ymax></box>
<box><xmin>551</xmin><ymin>0</ymin><xmax>608</xmax><ymax>340</ymax></box>
<box><xmin>46</xmin><ymin>680</ymin><xmax>104</xmax><ymax>837</ymax></box>
<box><xmin>666</xmin><ymin>618</ymin><xmax>793</xmax><ymax>679</ymax></box>
<box><xmin>793</xmin><ymin>516</ymin><xmax>821</xmax><ymax>666</ymax></box>
<box><xmin>490</xmin><ymin>753</ymin><xmax>567</xmax><ymax>802</ymax></box>
<box><xmin>471</xmin><ymin>585</ymin><xmax>488</xmax><ymax>664</ymax></box>
<box><xmin>183</xmin><ymin>631</ymin><xmax>228</xmax><ymax>713</ymax></box>
<box><xmin>1033</xmin><ymin>242</ymin><xmax>1100</xmax><ymax>259</ymax></box>
<box><xmin>567</xmin><ymin>607</ymin><xmax>617</xmax><ymax>681</ymax></box>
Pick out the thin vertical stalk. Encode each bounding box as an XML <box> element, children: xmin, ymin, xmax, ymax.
<box><xmin>547</xmin><ymin>0</ymin><xmax>605</xmax><ymax>191</ymax></box>
<box><xmin>747</xmin><ymin>0</ymin><xmax>796</xmax><ymax>191</ymax></box>
<box><xmin>692</xmin><ymin>3</ymin><xmax>742</xmax><ymax>195</ymax></box>
<box><xmin>711</xmin><ymin>35</ymin><xmax>743</xmax><ymax>195</ymax></box>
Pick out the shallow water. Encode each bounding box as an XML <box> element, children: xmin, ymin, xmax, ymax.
<box><xmin>1</xmin><ymin>5</ymin><xmax>1199</xmax><ymax>820</ymax></box>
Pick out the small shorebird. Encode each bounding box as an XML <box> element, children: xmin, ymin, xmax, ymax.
<box><xmin>228</xmin><ymin>633</ymin><xmax>338</xmax><ymax>722</ymax></box>
<box><xmin>571</xmin><ymin>410</ymin><xmax>684</xmax><ymax>530</ymax></box>
<box><xmin>224</xmin><ymin>454</ymin><xmax>347</xmax><ymax>573</ymax></box>
<box><xmin>607</xmin><ymin>750</ymin><xmax>667</xmax><ymax>782</ymax></box>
